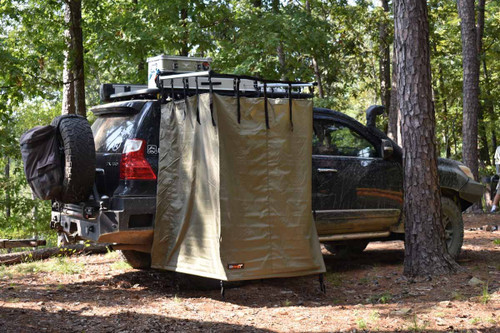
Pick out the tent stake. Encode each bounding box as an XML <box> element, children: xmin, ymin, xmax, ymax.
<box><xmin>220</xmin><ymin>280</ymin><xmax>225</xmax><ymax>299</ymax></box>
<box><xmin>319</xmin><ymin>273</ymin><xmax>326</xmax><ymax>294</ymax></box>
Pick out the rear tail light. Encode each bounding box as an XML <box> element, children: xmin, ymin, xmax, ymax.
<box><xmin>119</xmin><ymin>139</ymin><xmax>156</xmax><ymax>180</ymax></box>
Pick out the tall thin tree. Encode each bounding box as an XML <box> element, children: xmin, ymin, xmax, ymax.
<box><xmin>305</xmin><ymin>0</ymin><xmax>324</xmax><ymax>98</ymax></box>
<box><xmin>388</xmin><ymin>3</ymin><xmax>400</xmax><ymax>144</ymax></box>
<box><xmin>394</xmin><ymin>0</ymin><xmax>459</xmax><ymax>276</ymax></box>
<box><xmin>62</xmin><ymin>0</ymin><xmax>85</xmax><ymax>117</ymax></box>
<box><xmin>379</xmin><ymin>0</ymin><xmax>391</xmax><ymax>111</ymax></box>
<box><xmin>457</xmin><ymin>0</ymin><xmax>480</xmax><ymax>187</ymax></box>
<box><xmin>62</xmin><ymin>2</ymin><xmax>75</xmax><ymax>115</ymax></box>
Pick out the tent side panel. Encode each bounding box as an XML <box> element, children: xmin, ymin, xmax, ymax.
<box><xmin>215</xmin><ymin>95</ymin><xmax>325</xmax><ymax>280</ymax></box>
<box><xmin>151</xmin><ymin>95</ymin><xmax>226</xmax><ymax>280</ymax></box>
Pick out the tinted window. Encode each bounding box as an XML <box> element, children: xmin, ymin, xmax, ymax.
<box><xmin>313</xmin><ymin>121</ymin><xmax>376</xmax><ymax>157</ymax></box>
<box><xmin>92</xmin><ymin>115</ymin><xmax>137</xmax><ymax>153</ymax></box>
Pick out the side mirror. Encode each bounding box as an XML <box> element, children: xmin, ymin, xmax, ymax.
<box><xmin>381</xmin><ymin>139</ymin><xmax>393</xmax><ymax>160</ymax></box>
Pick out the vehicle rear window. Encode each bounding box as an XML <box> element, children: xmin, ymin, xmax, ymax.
<box><xmin>92</xmin><ymin>115</ymin><xmax>137</xmax><ymax>153</ymax></box>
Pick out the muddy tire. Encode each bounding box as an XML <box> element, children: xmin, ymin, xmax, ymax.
<box><xmin>441</xmin><ymin>196</ymin><xmax>464</xmax><ymax>259</ymax></box>
<box><xmin>120</xmin><ymin>250</ymin><xmax>151</xmax><ymax>269</ymax></box>
<box><xmin>51</xmin><ymin>115</ymin><xmax>95</xmax><ymax>203</ymax></box>
<box><xmin>324</xmin><ymin>240</ymin><xmax>369</xmax><ymax>257</ymax></box>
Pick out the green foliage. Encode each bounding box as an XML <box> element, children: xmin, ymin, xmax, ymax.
<box><xmin>407</xmin><ymin>315</ymin><xmax>428</xmax><ymax>332</ymax></box>
<box><xmin>356</xmin><ymin>317</ymin><xmax>367</xmax><ymax>330</ymax></box>
<box><xmin>0</xmin><ymin>99</ymin><xmax>59</xmax><ymax>241</ymax></box>
<box><xmin>104</xmin><ymin>247</ymin><xmax>121</xmax><ymax>259</ymax></box>
<box><xmin>480</xmin><ymin>282</ymin><xmax>491</xmax><ymax>304</ymax></box>
<box><xmin>110</xmin><ymin>260</ymin><xmax>132</xmax><ymax>270</ymax></box>
<box><xmin>3</xmin><ymin>257</ymin><xmax>84</xmax><ymax>276</ymax></box>
<box><xmin>368</xmin><ymin>291</ymin><xmax>392</xmax><ymax>304</ymax></box>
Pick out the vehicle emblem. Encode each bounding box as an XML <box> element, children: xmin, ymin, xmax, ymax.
<box><xmin>147</xmin><ymin>145</ymin><xmax>158</xmax><ymax>154</ymax></box>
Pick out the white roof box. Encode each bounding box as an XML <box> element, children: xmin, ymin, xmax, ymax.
<box><xmin>147</xmin><ymin>55</ymin><xmax>212</xmax><ymax>88</ymax></box>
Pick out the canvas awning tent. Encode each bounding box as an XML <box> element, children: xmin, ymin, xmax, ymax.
<box><xmin>151</xmin><ymin>93</ymin><xmax>325</xmax><ymax>281</ymax></box>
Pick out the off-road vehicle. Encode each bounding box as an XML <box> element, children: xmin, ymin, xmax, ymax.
<box><xmin>47</xmin><ymin>56</ymin><xmax>483</xmax><ymax>268</ymax></box>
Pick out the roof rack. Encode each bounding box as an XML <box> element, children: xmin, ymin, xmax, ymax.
<box><xmin>154</xmin><ymin>70</ymin><xmax>315</xmax><ymax>101</ymax></box>
<box><xmin>100</xmin><ymin>71</ymin><xmax>316</xmax><ymax>103</ymax></box>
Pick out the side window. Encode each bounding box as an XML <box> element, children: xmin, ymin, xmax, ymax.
<box><xmin>313</xmin><ymin>121</ymin><xmax>376</xmax><ymax>158</ymax></box>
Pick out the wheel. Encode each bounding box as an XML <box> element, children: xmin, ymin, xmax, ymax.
<box><xmin>51</xmin><ymin>115</ymin><xmax>95</xmax><ymax>203</ymax></box>
<box><xmin>441</xmin><ymin>196</ymin><xmax>464</xmax><ymax>259</ymax></box>
<box><xmin>120</xmin><ymin>250</ymin><xmax>151</xmax><ymax>269</ymax></box>
<box><xmin>323</xmin><ymin>240</ymin><xmax>369</xmax><ymax>257</ymax></box>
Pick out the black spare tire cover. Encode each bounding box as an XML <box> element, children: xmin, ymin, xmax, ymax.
<box><xmin>20</xmin><ymin>125</ymin><xmax>63</xmax><ymax>200</ymax></box>
<box><xmin>51</xmin><ymin>115</ymin><xmax>95</xmax><ymax>203</ymax></box>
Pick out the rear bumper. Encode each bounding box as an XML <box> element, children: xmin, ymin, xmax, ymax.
<box><xmin>51</xmin><ymin>196</ymin><xmax>156</xmax><ymax>246</ymax></box>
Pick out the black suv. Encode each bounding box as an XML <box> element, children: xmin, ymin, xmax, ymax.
<box><xmin>51</xmin><ymin>91</ymin><xmax>484</xmax><ymax>268</ymax></box>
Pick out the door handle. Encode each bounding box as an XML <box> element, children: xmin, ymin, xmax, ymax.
<box><xmin>317</xmin><ymin>168</ymin><xmax>338</xmax><ymax>173</ymax></box>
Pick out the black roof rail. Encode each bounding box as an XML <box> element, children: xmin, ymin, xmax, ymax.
<box><xmin>99</xmin><ymin>71</ymin><xmax>316</xmax><ymax>103</ymax></box>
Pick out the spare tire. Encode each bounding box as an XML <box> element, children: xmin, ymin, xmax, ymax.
<box><xmin>51</xmin><ymin>115</ymin><xmax>95</xmax><ymax>203</ymax></box>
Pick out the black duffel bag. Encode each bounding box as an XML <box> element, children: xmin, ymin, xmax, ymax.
<box><xmin>20</xmin><ymin>125</ymin><xmax>63</xmax><ymax>200</ymax></box>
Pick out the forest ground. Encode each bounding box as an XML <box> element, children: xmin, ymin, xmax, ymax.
<box><xmin>0</xmin><ymin>214</ymin><xmax>498</xmax><ymax>333</ymax></box>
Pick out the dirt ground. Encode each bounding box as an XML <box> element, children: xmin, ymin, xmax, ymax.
<box><xmin>0</xmin><ymin>214</ymin><xmax>498</xmax><ymax>333</ymax></box>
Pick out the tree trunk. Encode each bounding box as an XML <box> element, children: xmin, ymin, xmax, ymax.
<box><xmin>0</xmin><ymin>244</ymin><xmax>109</xmax><ymax>266</ymax></box>
<box><xmin>434</xmin><ymin>48</ymin><xmax>451</xmax><ymax>159</ymax></box>
<box><xmin>180</xmin><ymin>8</ymin><xmax>189</xmax><ymax>56</ymax></box>
<box><xmin>70</xmin><ymin>0</ymin><xmax>85</xmax><ymax>117</ymax></box>
<box><xmin>4</xmin><ymin>158</ymin><xmax>10</xmax><ymax>219</ymax></box>
<box><xmin>394</xmin><ymin>0</ymin><xmax>458</xmax><ymax>277</ymax></box>
<box><xmin>439</xmin><ymin>73</ymin><xmax>451</xmax><ymax>159</ymax></box>
<box><xmin>379</xmin><ymin>0</ymin><xmax>391</xmax><ymax>111</ymax></box>
<box><xmin>388</xmin><ymin>10</ymin><xmax>400</xmax><ymax>144</ymax></box>
<box><xmin>312</xmin><ymin>57</ymin><xmax>324</xmax><ymax>98</ymax></box>
<box><xmin>482</xmin><ymin>58</ymin><xmax>497</xmax><ymax>151</ymax></box>
<box><xmin>476</xmin><ymin>0</ymin><xmax>485</xmax><ymax>54</ymax></box>
<box><xmin>478</xmin><ymin>108</ymin><xmax>490</xmax><ymax>165</ymax></box>
<box><xmin>277</xmin><ymin>43</ymin><xmax>287</xmax><ymax>80</ymax></box>
<box><xmin>476</xmin><ymin>0</ymin><xmax>490</xmax><ymax>165</ymax></box>
<box><xmin>271</xmin><ymin>0</ymin><xmax>287</xmax><ymax>80</ymax></box>
<box><xmin>62</xmin><ymin>2</ymin><xmax>75</xmax><ymax>115</ymax></box>
<box><xmin>305</xmin><ymin>0</ymin><xmax>324</xmax><ymax>97</ymax></box>
<box><xmin>457</xmin><ymin>0</ymin><xmax>480</xmax><ymax>189</ymax></box>
<box><xmin>62</xmin><ymin>0</ymin><xmax>85</xmax><ymax>117</ymax></box>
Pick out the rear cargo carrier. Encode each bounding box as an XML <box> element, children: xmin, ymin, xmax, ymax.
<box><xmin>151</xmin><ymin>71</ymin><xmax>325</xmax><ymax>281</ymax></box>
